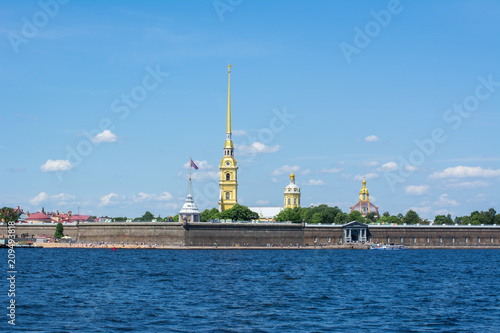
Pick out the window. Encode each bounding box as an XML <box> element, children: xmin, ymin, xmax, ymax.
<box><xmin>225</xmin><ymin>192</ymin><xmax>230</xmax><ymax>200</ymax></box>
<box><xmin>294</xmin><ymin>198</ymin><xmax>297</xmax><ymax>205</ymax></box>
<box><xmin>226</xmin><ymin>173</ymin><xmax>230</xmax><ymax>181</ymax></box>
<box><xmin>288</xmin><ymin>198</ymin><xmax>290</xmax><ymax>205</ymax></box>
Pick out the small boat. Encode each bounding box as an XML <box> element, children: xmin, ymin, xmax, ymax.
<box><xmin>370</xmin><ymin>243</ymin><xmax>408</xmax><ymax>250</ymax></box>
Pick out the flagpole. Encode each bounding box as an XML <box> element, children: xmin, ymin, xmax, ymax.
<box><xmin>189</xmin><ymin>156</ymin><xmax>192</xmax><ymax>195</ymax></box>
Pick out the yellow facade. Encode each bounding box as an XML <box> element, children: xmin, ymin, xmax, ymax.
<box><xmin>284</xmin><ymin>171</ymin><xmax>301</xmax><ymax>209</ymax></box>
<box><xmin>219</xmin><ymin>65</ymin><xmax>238</xmax><ymax>211</ymax></box>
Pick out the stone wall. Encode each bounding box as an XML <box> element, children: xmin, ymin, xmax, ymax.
<box><xmin>185</xmin><ymin>222</ymin><xmax>303</xmax><ymax>246</ymax></box>
<box><xmin>369</xmin><ymin>225</ymin><xmax>500</xmax><ymax>247</ymax></box>
<box><xmin>2</xmin><ymin>223</ymin><xmax>500</xmax><ymax>247</ymax></box>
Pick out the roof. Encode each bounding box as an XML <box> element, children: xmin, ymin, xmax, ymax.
<box><xmin>69</xmin><ymin>215</ymin><xmax>92</xmax><ymax>221</ymax></box>
<box><xmin>343</xmin><ymin>221</ymin><xmax>368</xmax><ymax>228</ymax></box>
<box><xmin>26</xmin><ymin>212</ymin><xmax>51</xmax><ymax>221</ymax></box>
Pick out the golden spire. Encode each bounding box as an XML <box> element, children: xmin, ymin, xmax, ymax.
<box><xmin>227</xmin><ymin>64</ymin><xmax>232</xmax><ymax>134</ymax></box>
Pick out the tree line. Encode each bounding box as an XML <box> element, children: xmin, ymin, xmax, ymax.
<box><xmin>273</xmin><ymin>205</ymin><xmax>500</xmax><ymax>225</ymax></box>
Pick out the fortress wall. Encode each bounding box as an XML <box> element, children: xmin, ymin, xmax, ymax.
<box><xmin>76</xmin><ymin>223</ymin><xmax>185</xmax><ymax>245</ymax></box>
<box><xmin>2</xmin><ymin>223</ymin><xmax>500</xmax><ymax>247</ymax></box>
<box><xmin>304</xmin><ymin>226</ymin><xmax>344</xmax><ymax>245</ymax></box>
<box><xmin>184</xmin><ymin>223</ymin><xmax>304</xmax><ymax>246</ymax></box>
<box><xmin>369</xmin><ymin>226</ymin><xmax>500</xmax><ymax>247</ymax></box>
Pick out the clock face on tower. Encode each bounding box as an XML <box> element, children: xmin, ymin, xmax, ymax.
<box><xmin>225</xmin><ymin>161</ymin><xmax>231</xmax><ymax>166</ymax></box>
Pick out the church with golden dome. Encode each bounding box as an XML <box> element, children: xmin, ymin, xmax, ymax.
<box><xmin>284</xmin><ymin>170</ymin><xmax>301</xmax><ymax>209</ymax></box>
<box><xmin>350</xmin><ymin>177</ymin><xmax>379</xmax><ymax>216</ymax></box>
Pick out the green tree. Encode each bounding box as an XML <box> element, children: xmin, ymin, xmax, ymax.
<box><xmin>484</xmin><ymin>208</ymin><xmax>496</xmax><ymax>225</ymax></box>
<box><xmin>172</xmin><ymin>214</ymin><xmax>179</xmax><ymax>222</ymax></box>
<box><xmin>141</xmin><ymin>211</ymin><xmax>155</xmax><ymax>221</ymax></box>
<box><xmin>365</xmin><ymin>212</ymin><xmax>378</xmax><ymax>222</ymax></box>
<box><xmin>403</xmin><ymin>210</ymin><xmax>420</xmax><ymax>224</ymax></box>
<box><xmin>0</xmin><ymin>207</ymin><xmax>18</xmax><ymax>225</ymax></box>
<box><xmin>334</xmin><ymin>212</ymin><xmax>349</xmax><ymax>224</ymax></box>
<box><xmin>54</xmin><ymin>222</ymin><xmax>64</xmax><ymax>238</ymax></box>
<box><xmin>348</xmin><ymin>210</ymin><xmax>365</xmax><ymax>223</ymax></box>
<box><xmin>274</xmin><ymin>208</ymin><xmax>301</xmax><ymax>223</ymax></box>
<box><xmin>434</xmin><ymin>215</ymin><xmax>448</xmax><ymax>225</ymax></box>
<box><xmin>494</xmin><ymin>214</ymin><xmax>500</xmax><ymax>225</ymax></box>
<box><xmin>201</xmin><ymin>208</ymin><xmax>220</xmax><ymax>222</ymax></box>
<box><xmin>219</xmin><ymin>204</ymin><xmax>258</xmax><ymax>221</ymax></box>
<box><xmin>382</xmin><ymin>211</ymin><xmax>390</xmax><ymax>218</ymax></box>
<box><xmin>114</xmin><ymin>217</ymin><xmax>127</xmax><ymax>222</ymax></box>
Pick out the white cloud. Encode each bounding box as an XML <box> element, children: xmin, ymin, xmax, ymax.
<box><xmin>430</xmin><ymin>166</ymin><xmax>500</xmax><ymax>179</ymax></box>
<box><xmin>445</xmin><ymin>180</ymin><xmax>489</xmax><ymax>189</ymax></box>
<box><xmin>271</xmin><ymin>178</ymin><xmax>278</xmax><ymax>183</ymax></box>
<box><xmin>238</xmin><ymin>142</ymin><xmax>280</xmax><ymax>155</ymax></box>
<box><xmin>256</xmin><ymin>200</ymin><xmax>269</xmax><ymax>205</ymax></box>
<box><xmin>409</xmin><ymin>206</ymin><xmax>432</xmax><ymax>215</ymax></box>
<box><xmin>301</xmin><ymin>169</ymin><xmax>311</xmax><ymax>175</ymax></box>
<box><xmin>307</xmin><ymin>179</ymin><xmax>325</xmax><ymax>186</ymax></box>
<box><xmin>405</xmin><ymin>185</ymin><xmax>430</xmax><ymax>196</ymax></box>
<box><xmin>405</xmin><ymin>165</ymin><xmax>418</xmax><ymax>172</ymax></box>
<box><xmin>360</xmin><ymin>161</ymin><xmax>379</xmax><ymax>167</ymax></box>
<box><xmin>434</xmin><ymin>209</ymin><xmax>451</xmax><ymax>216</ymax></box>
<box><xmin>321</xmin><ymin>168</ymin><xmax>343</xmax><ymax>173</ymax></box>
<box><xmin>191</xmin><ymin>171</ymin><xmax>219</xmax><ymax>181</ymax></box>
<box><xmin>40</xmin><ymin>159</ymin><xmax>72</xmax><ymax>172</ymax></box>
<box><xmin>51</xmin><ymin>193</ymin><xmax>76</xmax><ymax>204</ymax></box>
<box><xmin>435</xmin><ymin>193</ymin><xmax>459</xmax><ymax>207</ymax></box>
<box><xmin>99</xmin><ymin>193</ymin><xmax>119</xmax><ymax>207</ymax></box>
<box><xmin>272</xmin><ymin>165</ymin><xmax>300</xmax><ymax>176</ymax></box>
<box><xmin>92</xmin><ymin>130</ymin><xmax>117</xmax><ymax>143</ymax></box>
<box><xmin>183</xmin><ymin>160</ymin><xmax>213</xmax><ymax>169</ymax></box>
<box><xmin>30</xmin><ymin>192</ymin><xmax>49</xmax><ymax>205</ymax></box>
<box><xmin>232</xmin><ymin>129</ymin><xmax>248</xmax><ymax>137</ymax></box>
<box><xmin>133</xmin><ymin>192</ymin><xmax>174</xmax><ymax>202</ymax></box>
<box><xmin>365</xmin><ymin>135</ymin><xmax>379</xmax><ymax>142</ymax></box>
<box><xmin>354</xmin><ymin>173</ymin><xmax>378</xmax><ymax>181</ymax></box>
<box><xmin>378</xmin><ymin>162</ymin><xmax>398</xmax><ymax>172</ymax></box>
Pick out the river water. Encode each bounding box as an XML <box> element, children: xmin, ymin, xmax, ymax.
<box><xmin>3</xmin><ymin>248</ymin><xmax>500</xmax><ymax>332</ymax></box>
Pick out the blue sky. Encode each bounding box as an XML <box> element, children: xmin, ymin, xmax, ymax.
<box><xmin>1</xmin><ymin>0</ymin><xmax>499</xmax><ymax>219</ymax></box>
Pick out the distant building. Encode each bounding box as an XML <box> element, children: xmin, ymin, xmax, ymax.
<box><xmin>284</xmin><ymin>170</ymin><xmax>301</xmax><ymax>209</ymax></box>
<box><xmin>26</xmin><ymin>212</ymin><xmax>52</xmax><ymax>223</ymax></box>
<box><xmin>350</xmin><ymin>177</ymin><xmax>379</xmax><ymax>216</ymax></box>
<box><xmin>248</xmin><ymin>207</ymin><xmax>284</xmax><ymax>221</ymax></box>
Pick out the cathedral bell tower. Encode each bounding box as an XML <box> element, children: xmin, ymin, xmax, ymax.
<box><xmin>219</xmin><ymin>64</ymin><xmax>238</xmax><ymax>212</ymax></box>
<box><xmin>284</xmin><ymin>170</ymin><xmax>301</xmax><ymax>209</ymax></box>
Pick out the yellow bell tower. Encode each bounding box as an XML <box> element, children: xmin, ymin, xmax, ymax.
<box><xmin>359</xmin><ymin>177</ymin><xmax>369</xmax><ymax>202</ymax></box>
<box><xmin>284</xmin><ymin>170</ymin><xmax>301</xmax><ymax>209</ymax></box>
<box><xmin>219</xmin><ymin>64</ymin><xmax>238</xmax><ymax>211</ymax></box>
